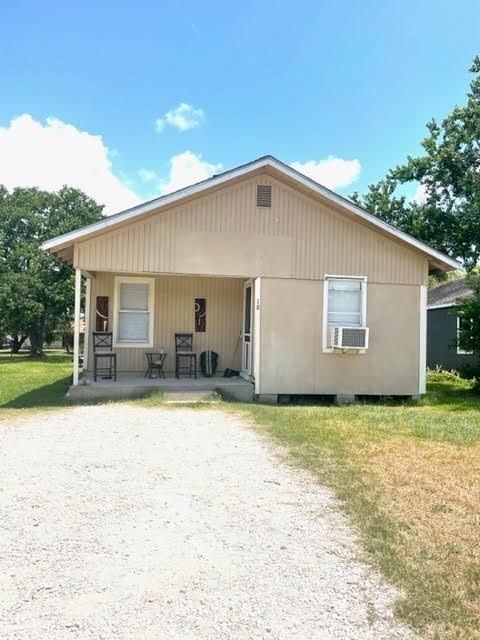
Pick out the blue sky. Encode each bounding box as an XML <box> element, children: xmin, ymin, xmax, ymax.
<box><xmin>0</xmin><ymin>0</ymin><xmax>479</xmax><ymax>213</ymax></box>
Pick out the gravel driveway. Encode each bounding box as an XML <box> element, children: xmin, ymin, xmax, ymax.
<box><xmin>0</xmin><ymin>405</ymin><xmax>414</xmax><ymax>639</ymax></box>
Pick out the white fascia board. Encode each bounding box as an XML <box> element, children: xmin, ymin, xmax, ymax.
<box><xmin>427</xmin><ymin>303</ymin><xmax>455</xmax><ymax>310</ymax></box>
<box><xmin>419</xmin><ymin>285</ymin><xmax>427</xmax><ymax>394</ymax></box>
<box><xmin>269</xmin><ymin>158</ymin><xmax>460</xmax><ymax>270</ymax></box>
<box><xmin>41</xmin><ymin>157</ymin><xmax>273</xmax><ymax>251</ymax></box>
<box><xmin>41</xmin><ymin>155</ymin><xmax>461</xmax><ymax>271</ymax></box>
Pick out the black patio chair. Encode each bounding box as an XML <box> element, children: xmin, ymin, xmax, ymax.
<box><xmin>175</xmin><ymin>333</ymin><xmax>197</xmax><ymax>379</ymax></box>
<box><xmin>93</xmin><ymin>331</ymin><xmax>117</xmax><ymax>381</ymax></box>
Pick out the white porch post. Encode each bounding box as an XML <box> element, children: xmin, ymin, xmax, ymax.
<box><xmin>83</xmin><ymin>276</ymin><xmax>91</xmax><ymax>372</ymax></box>
<box><xmin>419</xmin><ymin>284</ymin><xmax>427</xmax><ymax>394</ymax></box>
<box><xmin>73</xmin><ymin>268</ymin><xmax>81</xmax><ymax>386</ymax></box>
<box><xmin>253</xmin><ymin>277</ymin><xmax>262</xmax><ymax>395</ymax></box>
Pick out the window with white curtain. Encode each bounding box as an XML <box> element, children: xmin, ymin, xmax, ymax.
<box><xmin>325</xmin><ymin>277</ymin><xmax>366</xmax><ymax>345</ymax></box>
<box><xmin>114</xmin><ymin>278</ymin><xmax>154</xmax><ymax>346</ymax></box>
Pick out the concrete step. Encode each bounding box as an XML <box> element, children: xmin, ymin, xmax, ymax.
<box><xmin>163</xmin><ymin>390</ymin><xmax>220</xmax><ymax>403</ymax></box>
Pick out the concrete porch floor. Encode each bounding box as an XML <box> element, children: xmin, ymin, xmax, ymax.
<box><xmin>68</xmin><ymin>372</ymin><xmax>255</xmax><ymax>403</ymax></box>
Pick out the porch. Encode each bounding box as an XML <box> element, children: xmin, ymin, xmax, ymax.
<box><xmin>69</xmin><ymin>372</ymin><xmax>254</xmax><ymax>403</ymax></box>
<box><xmin>71</xmin><ymin>270</ymin><xmax>258</xmax><ymax>400</ymax></box>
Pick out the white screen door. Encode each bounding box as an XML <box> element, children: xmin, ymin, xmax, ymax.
<box><xmin>241</xmin><ymin>281</ymin><xmax>253</xmax><ymax>379</ymax></box>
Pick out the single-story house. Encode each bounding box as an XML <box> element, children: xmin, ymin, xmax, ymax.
<box><xmin>427</xmin><ymin>278</ymin><xmax>474</xmax><ymax>370</ymax></box>
<box><xmin>42</xmin><ymin>155</ymin><xmax>459</xmax><ymax>402</ymax></box>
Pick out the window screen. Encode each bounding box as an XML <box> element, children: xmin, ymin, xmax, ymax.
<box><xmin>120</xmin><ymin>283</ymin><xmax>149</xmax><ymax>310</ymax></box>
<box><xmin>118</xmin><ymin>282</ymin><xmax>150</xmax><ymax>342</ymax></box>
<box><xmin>327</xmin><ymin>279</ymin><xmax>363</xmax><ymax>327</ymax></box>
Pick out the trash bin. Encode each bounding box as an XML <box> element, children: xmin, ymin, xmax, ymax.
<box><xmin>200</xmin><ymin>350</ymin><xmax>219</xmax><ymax>377</ymax></box>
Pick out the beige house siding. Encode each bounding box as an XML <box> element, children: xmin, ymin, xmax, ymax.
<box><xmin>75</xmin><ymin>174</ymin><xmax>428</xmax><ymax>286</ymax></box>
<box><xmin>88</xmin><ymin>273</ymin><xmax>243</xmax><ymax>373</ymax></box>
<box><xmin>257</xmin><ymin>277</ymin><xmax>421</xmax><ymax>396</ymax></box>
<box><xmin>75</xmin><ymin>171</ymin><xmax>431</xmax><ymax>393</ymax></box>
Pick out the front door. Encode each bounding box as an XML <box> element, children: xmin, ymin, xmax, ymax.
<box><xmin>241</xmin><ymin>281</ymin><xmax>253</xmax><ymax>380</ymax></box>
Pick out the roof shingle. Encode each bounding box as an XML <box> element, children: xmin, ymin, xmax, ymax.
<box><xmin>427</xmin><ymin>278</ymin><xmax>471</xmax><ymax>308</ymax></box>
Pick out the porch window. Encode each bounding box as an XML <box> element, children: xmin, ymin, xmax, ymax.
<box><xmin>114</xmin><ymin>277</ymin><xmax>154</xmax><ymax>346</ymax></box>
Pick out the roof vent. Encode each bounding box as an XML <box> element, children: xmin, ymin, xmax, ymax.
<box><xmin>256</xmin><ymin>184</ymin><xmax>272</xmax><ymax>207</ymax></box>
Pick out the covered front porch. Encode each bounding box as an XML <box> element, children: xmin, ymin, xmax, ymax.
<box><xmin>71</xmin><ymin>270</ymin><xmax>258</xmax><ymax>401</ymax></box>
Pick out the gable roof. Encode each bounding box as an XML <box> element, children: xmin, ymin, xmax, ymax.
<box><xmin>42</xmin><ymin>154</ymin><xmax>460</xmax><ymax>271</ymax></box>
<box><xmin>427</xmin><ymin>278</ymin><xmax>472</xmax><ymax>309</ymax></box>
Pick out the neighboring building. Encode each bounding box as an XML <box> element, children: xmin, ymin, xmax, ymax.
<box><xmin>42</xmin><ymin>155</ymin><xmax>459</xmax><ymax>401</ymax></box>
<box><xmin>427</xmin><ymin>278</ymin><xmax>475</xmax><ymax>370</ymax></box>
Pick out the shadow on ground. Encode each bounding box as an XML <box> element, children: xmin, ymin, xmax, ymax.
<box><xmin>1</xmin><ymin>376</ymin><xmax>72</xmax><ymax>409</ymax></box>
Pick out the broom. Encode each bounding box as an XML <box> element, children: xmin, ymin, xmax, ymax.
<box><xmin>224</xmin><ymin>331</ymin><xmax>242</xmax><ymax>377</ymax></box>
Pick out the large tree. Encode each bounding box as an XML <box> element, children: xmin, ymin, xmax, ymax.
<box><xmin>352</xmin><ymin>56</ymin><xmax>480</xmax><ymax>269</ymax></box>
<box><xmin>455</xmin><ymin>273</ymin><xmax>480</xmax><ymax>358</ymax></box>
<box><xmin>0</xmin><ymin>186</ymin><xmax>103</xmax><ymax>354</ymax></box>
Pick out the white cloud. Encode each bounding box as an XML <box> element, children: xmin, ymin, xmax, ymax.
<box><xmin>0</xmin><ymin>114</ymin><xmax>140</xmax><ymax>214</ymax></box>
<box><xmin>158</xmin><ymin>150</ymin><xmax>221</xmax><ymax>194</ymax></box>
<box><xmin>411</xmin><ymin>183</ymin><xmax>427</xmax><ymax>204</ymax></box>
<box><xmin>137</xmin><ymin>168</ymin><xmax>157</xmax><ymax>183</ymax></box>
<box><xmin>155</xmin><ymin>103</ymin><xmax>205</xmax><ymax>133</ymax></box>
<box><xmin>135</xmin><ymin>151</ymin><xmax>221</xmax><ymax>198</ymax></box>
<box><xmin>290</xmin><ymin>156</ymin><xmax>361</xmax><ymax>189</ymax></box>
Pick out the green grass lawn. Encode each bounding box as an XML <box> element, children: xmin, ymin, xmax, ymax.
<box><xmin>0</xmin><ymin>349</ymin><xmax>72</xmax><ymax>412</ymax></box>
<box><xmin>233</xmin><ymin>372</ymin><xmax>480</xmax><ymax>640</ymax></box>
<box><xmin>1</xmin><ymin>353</ymin><xmax>479</xmax><ymax>637</ymax></box>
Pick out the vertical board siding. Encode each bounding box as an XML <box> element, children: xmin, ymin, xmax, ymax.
<box><xmin>88</xmin><ymin>273</ymin><xmax>243</xmax><ymax>373</ymax></box>
<box><xmin>76</xmin><ymin>174</ymin><xmax>428</xmax><ymax>285</ymax></box>
<box><xmin>258</xmin><ymin>277</ymin><xmax>421</xmax><ymax>396</ymax></box>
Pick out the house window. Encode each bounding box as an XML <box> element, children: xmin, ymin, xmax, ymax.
<box><xmin>114</xmin><ymin>277</ymin><xmax>154</xmax><ymax>346</ymax></box>
<box><xmin>325</xmin><ymin>276</ymin><xmax>367</xmax><ymax>347</ymax></box>
<box><xmin>457</xmin><ymin>316</ymin><xmax>473</xmax><ymax>355</ymax></box>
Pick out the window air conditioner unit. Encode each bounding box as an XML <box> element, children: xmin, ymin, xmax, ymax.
<box><xmin>330</xmin><ymin>326</ymin><xmax>369</xmax><ymax>350</ymax></box>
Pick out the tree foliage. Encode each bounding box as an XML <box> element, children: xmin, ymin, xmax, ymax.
<box><xmin>455</xmin><ymin>273</ymin><xmax>480</xmax><ymax>357</ymax></box>
<box><xmin>0</xmin><ymin>186</ymin><xmax>103</xmax><ymax>354</ymax></box>
<box><xmin>352</xmin><ymin>56</ymin><xmax>480</xmax><ymax>269</ymax></box>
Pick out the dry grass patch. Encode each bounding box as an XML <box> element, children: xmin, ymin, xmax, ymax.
<box><xmin>368</xmin><ymin>439</ymin><xmax>480</xmax><ymax>556</ymax></box>
<box><xmin>366</xmin><ymin>437</ymin><xmax>480</xmax><ymax>637</ymax></box>
<box><xmin>236</xmin><ymin>372</ymin><xmax>480</xmax><ymax>639</ymax></box>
